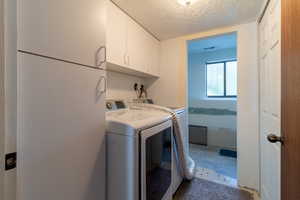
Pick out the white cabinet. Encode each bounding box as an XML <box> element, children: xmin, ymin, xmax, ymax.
<box><xmin>126</xmin><ymin>18</ymin><xmax>148</xmax><ymax>73</ymax></box>
<box><xmin>147</xmin><ymin>37</ymin><xmax>160</xmax><ymax>76</ymax></box>
<box><xmin>18</xmin><ymin>53</ymin><xmax>106</xmax><ymax>200</ymax></box>
<box><xmin>106</xmin><ymin>2</ymin><xmax>127</xmax><ymax>67</ymax></box>
<box><xmin>18</xmin><ymin>0</ymin><xmax>106</xmax><ymax>68</ymax></box>
<box><xmin>106</xmin><ymin>2</ymin><xmax>160</xmax><ymax>77</ymax></box>
<box><xmin>126</xmin><ymin>19</ymin><xmax>160</xmax><ymax>76</ymax></box>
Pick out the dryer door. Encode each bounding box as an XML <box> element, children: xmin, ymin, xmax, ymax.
<box><xmin>140</xmin><ymin>120</ymin><xmax>173</xmax><ymax>200</ymax></box>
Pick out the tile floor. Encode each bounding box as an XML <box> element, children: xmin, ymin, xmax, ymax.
<box><xmin>190</xmin><ymin>144</ymin><xmax>237</xmax><ymax>175</ymax></box>
<box><xmin>185</xmin><ymin>144</ymin><xmax>260</xmax><ymax>200</ymax></box>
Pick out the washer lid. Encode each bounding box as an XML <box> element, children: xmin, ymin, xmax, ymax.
<box><xmin>106</xmin><ymin>108</ymin><xmax>171</xmax><ymax>136</ymax></box>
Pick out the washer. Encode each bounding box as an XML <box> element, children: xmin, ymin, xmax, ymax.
<box><xmin>106</xmin><ymin>100</ymin><xmax>173</xmax><ymax>200</ymax></box>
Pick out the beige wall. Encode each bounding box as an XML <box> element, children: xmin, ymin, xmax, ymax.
<box><xmin>106</xmin><ymin>71</ymin><xmax>146</xmax><ymax>102</ymax></box>
<box><xmin>148</xmin><ymin>22</ymin><xmax>260</xmax><ymax>191</ymax></box>
<box><xmin>146</xmin><ymin>38</ymin><xmax>186</xmax><ymax>107</ymax></box>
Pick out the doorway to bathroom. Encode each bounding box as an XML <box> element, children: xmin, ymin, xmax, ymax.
<box><xmin>187</xmin><ymin>32</ymin><xmax>238</xmax><ymax>187</ymax></box>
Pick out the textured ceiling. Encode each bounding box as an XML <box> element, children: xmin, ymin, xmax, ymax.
<box><xmin>111</xmin><ymin>0</ymin><xmax>264</xmax><ymax>40</ymax></box>
<box><xmin>188</xmin><ymin>32</ymin><xmax>237</xmax><ymax>54</ymax></box>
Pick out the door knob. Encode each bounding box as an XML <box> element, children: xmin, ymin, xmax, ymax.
<box><xmin>267</xmin><ymin>134</ymin><xmax>284</xmax><ymax>144</ymax></box>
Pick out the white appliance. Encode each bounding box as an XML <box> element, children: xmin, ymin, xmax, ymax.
<box><xmin>135</xmin><ymin>101</ymin><xmax>187</xmax><ymax>194</ymax></box>
<box><xmin>17</xmin><ymin>0</ymin><xmax>107</xmax><ymax>200</ymax></box>
<box><xmin>106</xmin><ymin>100</ymin><xmax>173</xmax><ymax>200</ymax></box>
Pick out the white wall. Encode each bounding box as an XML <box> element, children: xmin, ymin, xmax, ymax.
<box><xmin>146</xmin><ymin>39</ymin><xmax>185</xmax><ymax>107</ymax></box>
<box><xmin>107</xmin><ymin>71</ymin><xmax>146</xmax><ymax>102</ymax></box>
<box><xmin>148</xmin><ymin>22</ymin><xmax>260</xmax><ymax>191</ymax></box>
<box><xmin>3</xmin><ymin>0</ymin><xmax>17</xmax><ymax>199</ymax></box>
<box><xmin>236</xmin><ymin>22</ymin><xmax>259</xmax><ymax>191</ymax></box>
<box><xmin>188</xmin><ymin>48</ymin><xmax>237</xmax><ymax>149</ymax></box>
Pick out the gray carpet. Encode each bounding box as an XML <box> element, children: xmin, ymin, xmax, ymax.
<box><xmin>173</xmin><ymin>178</ymin><xmax>253</xmax><ymax>200</ymax></box>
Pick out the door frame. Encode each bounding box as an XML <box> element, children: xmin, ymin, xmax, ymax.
<box><xmin>184</xmin><ymin>24</ymin><xmax>260</xmax><ymax>191</ymax></box>
<box><xmin>281</xmin><ymin>0</ymin><xmax>300</xmax><ymax>199</ymax></box>
<box><xmin>186</xmin><ymin>32</ymin><xmax>239</xmax><ymax>169</ymax></box>
<box><xmin>0</xmin><ymin>0</ymin><xmax>6</xmax><ymax>199</ymax></box>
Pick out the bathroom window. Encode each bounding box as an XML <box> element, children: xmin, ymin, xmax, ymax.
<box><xmin>206</xmin><ymin>60</ymin><xmax>237</xmax><ymax>97</ymax></box>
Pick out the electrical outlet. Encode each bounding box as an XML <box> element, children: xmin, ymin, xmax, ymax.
<box><xmin>5</xmin><ymin>152</ymin><xmax>17</xmax><ymax>171</ymax></box>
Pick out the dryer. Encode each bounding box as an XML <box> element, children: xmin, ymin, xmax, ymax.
<box><xmin>106</xmin><ymin>100</ymin><xmax>173</xmax><ymax>200</ymax></box>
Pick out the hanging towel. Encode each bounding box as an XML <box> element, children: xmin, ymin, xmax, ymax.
<box><xmin>132</xmin><ymin>103</ymin><xmax>196</xmax><ymax>180</ymax></box>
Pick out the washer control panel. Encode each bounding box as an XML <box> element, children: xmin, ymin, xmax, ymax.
<box><xmin>106</xmin><ymin>100</ymin><xmax>126</xmax><ymax>111</ymax></box>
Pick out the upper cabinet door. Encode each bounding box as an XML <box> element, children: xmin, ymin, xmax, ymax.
<box><xmin>149</xmin><ymin>37</ymin><xmax>160</xmax><ymax>76</ymax></box>
<box><xmin>144</xmin><ymin>33</ymin><xmax>159</xmax><ymax>76</ymax></box>
<box><xmin>106</xmin><ymin>2</ymin><xmax>127</xmax><ymax>67</ymax></box>
<box><xmin>126</xmin><ymin>18</ymin><xmax>148</xmax><ymax>73</ymax></box>
<box><xmin>18</xmin><ymin>0</ymin><xmax>106</xmax><ymax>68</ymax></box>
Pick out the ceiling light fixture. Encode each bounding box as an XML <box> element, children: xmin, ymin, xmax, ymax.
<box><xmin>177</xmin><ymin>0</ymin><xmax>194</xmax><ymax>6</ymax></box>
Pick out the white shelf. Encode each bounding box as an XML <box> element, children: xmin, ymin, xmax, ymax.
<box><xmin>107</xmin><ymin>62</ymin><xmax>159</xmax><ymax>79</ymax></box>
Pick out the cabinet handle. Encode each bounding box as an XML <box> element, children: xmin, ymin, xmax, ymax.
<box><xmin>101</xmin><ymin>75</ymin><xmax>107</xmax><ymax>94</ymax></box>
<box><xmin>95</xmin><ymin>46</ymin><xmax>106</xmax><ymax>69</ymax></box>
<box><xmin>127</xmin><ymin>55</ymin><xmax>130</xmax><ymax>65</ymax></box>
<box><xmin>96</xmin><ymin>75</ymin><xmax>107</xmax><ymax>100</ymax></box>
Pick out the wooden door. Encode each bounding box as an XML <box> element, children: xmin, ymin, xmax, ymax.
<box><xmin>281</xmin><ymin>0</ymin><xmax>300</xmax><ymax>199</ymax></box>
<box><xmin>259</xmin><ymin>0</ymin><xmax>281</xmax><ymax>199</ymax></box>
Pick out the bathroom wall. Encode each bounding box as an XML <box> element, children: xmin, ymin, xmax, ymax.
<box><xmin>189</xmin><ymin>102</ymin><xmax>237</xmax><ymax>150</ymax></box>
<box><xmin>188</xmin><ymin>48</ymin><xmax>237</xmax><ymax>149</ymax></box>
<box><xmin>106</xmin><ymin>70</ymin><xmax>146</xmax><ymax>102</ymax></box>
<box><xmin>188</xmin><ymin>48</ymin><xmax>237</xmax><ymax>99</ymax></box>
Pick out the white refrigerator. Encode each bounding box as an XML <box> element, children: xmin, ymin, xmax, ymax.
<box><xmin>17</xmin><ymin>0</ymin><xmax>107</xmax><ymax>199</ymax></box>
